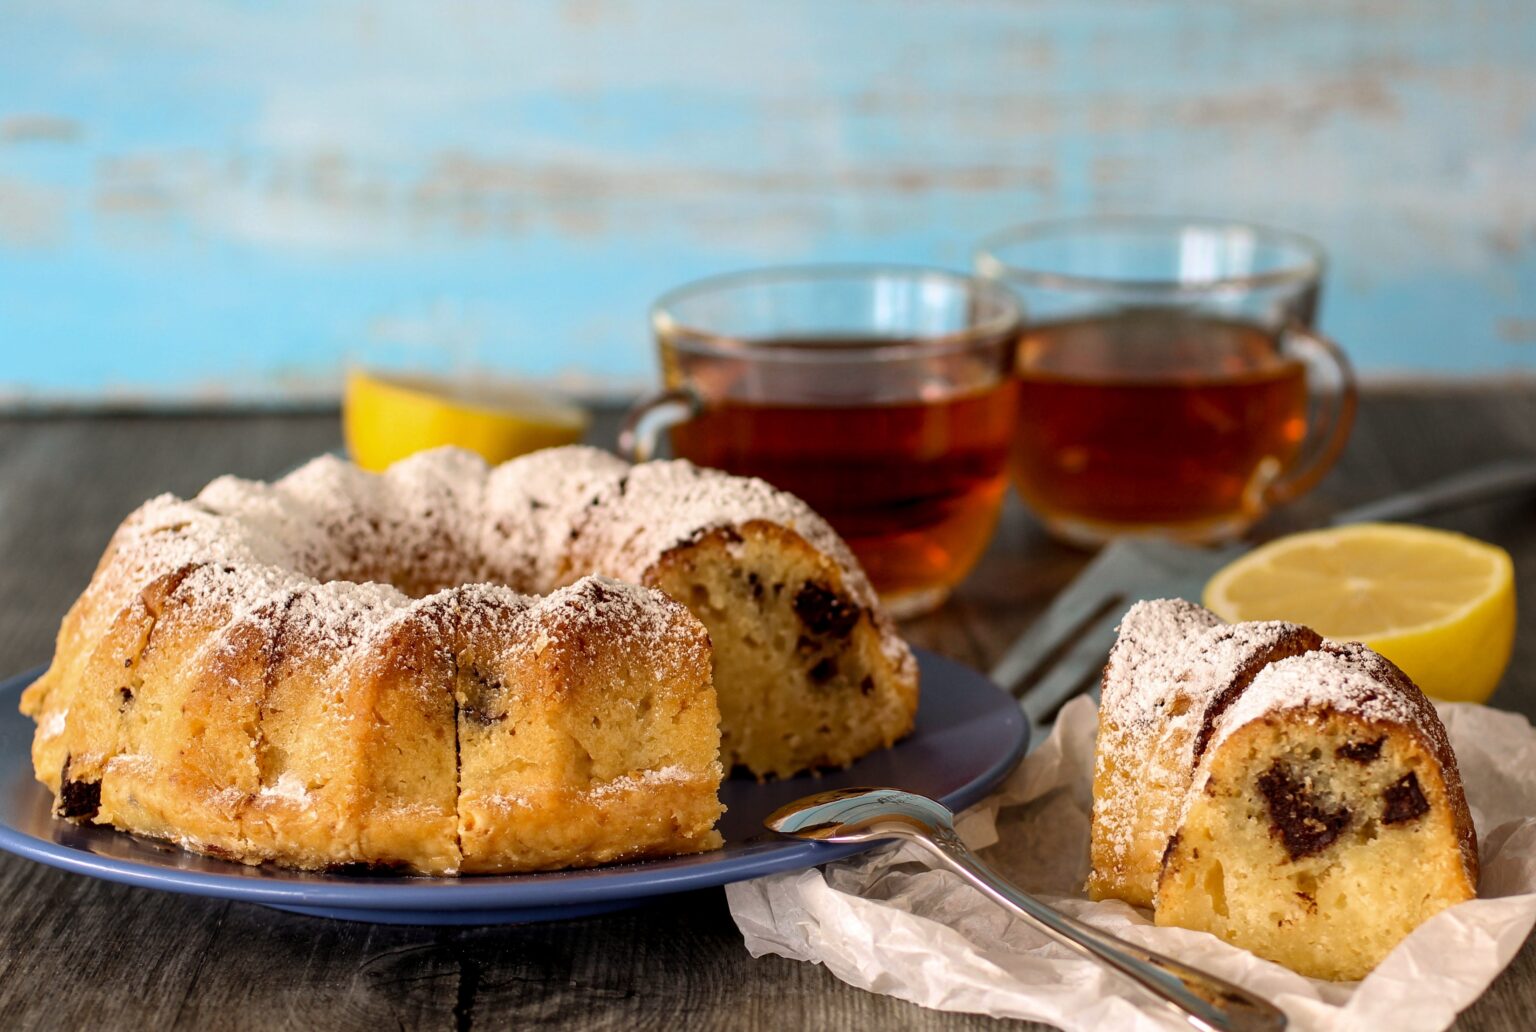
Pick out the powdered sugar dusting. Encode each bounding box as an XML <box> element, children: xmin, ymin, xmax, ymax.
<box><xmin>1098</xmin><ymin>599</ymin><xmax>1318</xmax><ymax>768</ymax></box>
<box><xmin>1098</xmin><ymin>599</ymin><xmax>1223</xmax><ymax>722</ymax></box>
<box><xmin>380</xmin><ymin>448</ymin><xmax>491</xmax><ymax>590</ymax></box>
<box><xmin>55</xmin><ymin>448</ymin><xmax>713</xmax><ymax>683</ymax></box>
<box><xmin>1092</xmin><ymin>599</ymin><xmax>1321</xmax><ymax>894</ymax></box>
<box><xmin>105</xmin><ymin>753</ymin><xmax>152</xmax><ymax>774</ymax></box>
<box><xmin>40</xmin><ymin>709</ymin><xmax>66</xmax><ymax>740</ymax></box>
<box><xmin>273</xmin><ymin>579</ymin><xmax>415</xmax><ymax>675</ymax></box>
<box><xmin>482</xmin><ymin>445</ymin><xmax>628</xmax><ymax>589</ymax></box>
<box><xmin>587</xmin><ymin>763</ymin><xmax>696</xmax><ymax>798</ymax></box>
<box><xmin>260</xmin><ymin>771</ymin><xmax>311</xmax><ymax>804</ymax></box>
<box><xmin>478</xmin><ymin>764</ymin><xmax>704</xmax><ymax>811</ymax></box>
<box><xmin>87</xmin><ymin>495</ymin><xmax>295</xmax><ymax>624</ymax></box>
<box><xmin>526</xmin><ymin>575</ymin><xmax>711</xmax><ymax>681</ymax></box>
<box><xmin>35</xmin><ymin>443</ymin><xmax>910</xmax><ymax>779</ymax></box>
<box><xmin>1211</xmin><ymin>640</ymin><xmax>1451</xmax><ymax>756</ymax></box>
<box><xmin>572</xmin><ymin>459</ymin><xmax>873</xmax><ymax>603</ymax></box>
<box><xmin>115</xmin><ymin>447</ymin><xmax>897</xmax><ymax>675</ymax></box>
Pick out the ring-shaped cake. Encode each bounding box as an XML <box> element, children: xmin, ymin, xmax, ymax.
<box><xmin>21</xmin><ymin>446</ymin><xmax>919</xmax><ymax>874</ymax></box>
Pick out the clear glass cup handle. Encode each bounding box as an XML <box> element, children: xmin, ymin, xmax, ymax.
<box><xmin>618</xmin><ymin>386</ymin><xmax>702</xmax><ymax>462</ymax></box>
<box><xmin>1266</xmin><ymin>322</ymin><xmax>1358</xmax><ymax>506</ymax></box>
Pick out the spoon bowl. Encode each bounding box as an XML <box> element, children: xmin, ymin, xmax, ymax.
<box><xmin>765</xmin><ymin>787</ymin><xmax>958</xmax><ymax>842</ymax></box>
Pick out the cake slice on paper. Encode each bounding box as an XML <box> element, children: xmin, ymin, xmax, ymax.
<box><xmin>1091</xmin><ymin>599</ymin><xmax>1478</xmax><ymax>981</ymax></box>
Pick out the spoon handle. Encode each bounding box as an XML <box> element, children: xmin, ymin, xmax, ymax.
<box><xmin>914</xmin><ymin>830</ymin><xmax>1286</xmax><ymax>1032</ymax></box>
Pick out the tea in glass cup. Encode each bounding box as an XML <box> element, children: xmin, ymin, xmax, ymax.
<box><xmin>620</xmin><ymin>266</ymin><xmax>1022</xmax><ymax>618</ymax></box>
<box><xmin>976</xmin><ymin>217</ymin><xmax>1356</xmax><ymax>545</ymax></box>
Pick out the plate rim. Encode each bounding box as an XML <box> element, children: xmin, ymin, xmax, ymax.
<box><xmin>0</xmin><ymin>647</ymin><xmax>1026</xmax><ymax>911</ymax></box>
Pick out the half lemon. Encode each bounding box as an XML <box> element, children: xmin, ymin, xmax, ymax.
<box><xmin>1203</xmin><ymin>522</ymin><xmax>1515</xmax><ymax>703</ymax></box>
<box><xmin>343</xmin><ymin>369</ymin><xmax>589</xmax><ymax>472</ymax></box>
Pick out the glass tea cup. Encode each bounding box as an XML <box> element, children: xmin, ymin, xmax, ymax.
<box><xmin>619</xmin><ymin>265</ymin><xmax>1023</xmax><ymax>618</ymax></box>
<box><xmin>975</xmin><ymin>216</ymin><xmax>1357</xmax><ymax>546</ymax></box>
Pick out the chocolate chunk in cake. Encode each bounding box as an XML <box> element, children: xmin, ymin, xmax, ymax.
<box><xmin>56</xmin><ymin>759</ymin><xmax>101</xmax><ymax>821</ymax></box>
<box><xmin>1257</xmin><ymin>763</ymin><xmax>1352</xmax><ymax>860</ymax></box>
<box><xmin>1336</xmin><ymin>737</ymin><xmax>1385</xmax><ymax>763</ymax></box>
<box><xmin>1382</xmin><ymin>772</ymin><xmax>1430</xmax><ymax>825</ymax></box>
<box><xmin>793</xmin><ymin>582</ymin><xmax>862</xmax><ymax>638</ymax></box>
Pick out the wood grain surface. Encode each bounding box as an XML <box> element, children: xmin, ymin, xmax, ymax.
<box><xmin>1</xmin><ymin>391</ymin><xmax>1534</xmax><ymax>1030</ymax></box>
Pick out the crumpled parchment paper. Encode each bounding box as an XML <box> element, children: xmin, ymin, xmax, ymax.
<box><xmin>727</xmin><ymin>696</ymin><xmax>1536</xmax><ymax>1031</ymax></box>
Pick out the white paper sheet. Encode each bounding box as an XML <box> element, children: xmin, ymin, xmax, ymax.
<box><xmin>727</xmin><ymin>697</ymin><xmax>1536</xmax><ymax>1031</ymax></box>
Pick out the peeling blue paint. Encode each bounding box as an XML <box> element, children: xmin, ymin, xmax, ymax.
<box><xmin>1</xmin><ymin>0</ymin><xmax>1534</xmax><ymax>403</ymax></box>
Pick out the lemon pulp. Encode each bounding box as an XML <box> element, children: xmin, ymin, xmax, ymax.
<box><xmin>1203</xmin><ymin>522</ymin><xmax>1515</xmax><ymax>703</ymax></box>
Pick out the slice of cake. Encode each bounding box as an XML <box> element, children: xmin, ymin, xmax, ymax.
<box><xmin>1155</xmin><ymin>642</ymin><xmax>1478</xmax><ymax>980</ymax></box>
<box><xmin>1089</xmin><ymin>599</ymin><xmax>1322</xmax><ymax>907</ymax></box>
<box><xmin>1091</xmin><ymin>600</ymin><xmax>1478</xmax><ymax>981</ymax></box>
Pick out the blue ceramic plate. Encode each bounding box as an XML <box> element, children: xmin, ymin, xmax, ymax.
<box><xmin>0</xmin><ymin>648</ymin><xmax>1026</xmax><ymax>925</ymax></box>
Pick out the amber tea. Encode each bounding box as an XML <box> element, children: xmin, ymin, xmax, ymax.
<box><xmin>1011</xmin><ymin>311</ymin><xmax>1309</xmax><ymax>539</ymax></box>
<box><xmin>630</xmin><ymin>266</ymin><xmax>1024</xmax><ymax>616</ymax></box>
<box><xmin>977</xmin><ymin>216</ymin><xmax>1356</xmax><ymax>545</ymax></box>
<box><xmin>669</xmin><ymin>346</ymin><xmax>1016</xmax><ymax>601</ymax></box>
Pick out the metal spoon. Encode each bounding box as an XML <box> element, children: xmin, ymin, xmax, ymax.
<box><xmin>766</xmin><ymin>787</ymin><xmax>1286</xmax><ymax>1032</ymax></box>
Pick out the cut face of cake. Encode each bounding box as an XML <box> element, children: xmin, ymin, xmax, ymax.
<box><xmin>643</xmin><ymin>520</ymin><xmax>915</xmax><ymax>778</ymax></box>
<box><xmin>1090</xmin><ymin>599</ymin><xmax>1478</xmax><ymax>981</ymax></box>
<box><xmin>1155</xmin><ymin>643</ymin><xmax>1478</xmax><ymax>981</ymax></box>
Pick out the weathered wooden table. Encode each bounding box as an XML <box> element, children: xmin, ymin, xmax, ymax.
<box><xmin>2</xmin><ymin>389</ymin><xmax>1534</xmax><ymax>1030</ymax></box>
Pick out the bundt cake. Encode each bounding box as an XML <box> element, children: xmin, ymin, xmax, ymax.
<box><xmin>1092</xmin><ymin>599</ymin><xmax>1477</xmax><ymax>981</ymax></box>
<box><xmin>21</xmin><ymin>446</ymin><xmax>919</xmax><ymax>874</ymax></box>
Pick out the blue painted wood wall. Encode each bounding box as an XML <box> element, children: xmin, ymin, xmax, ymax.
<box><xmin>3</xmin><ymin>1</ymin><xmax>1534</xmax><ymax>404</ymax></box>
